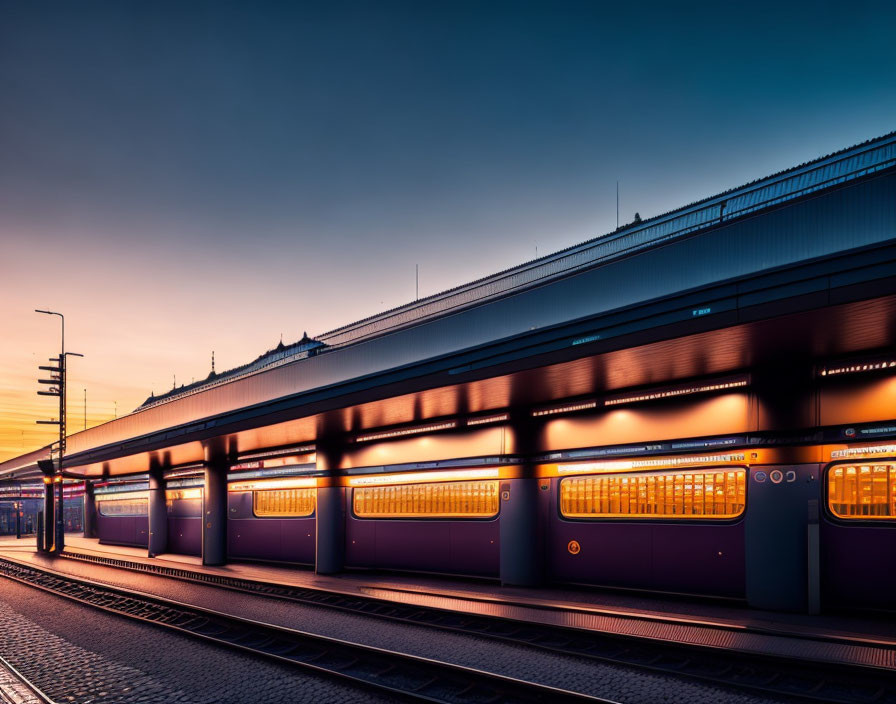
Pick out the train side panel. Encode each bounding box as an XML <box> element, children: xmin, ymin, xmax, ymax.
<box><xmin>226</xmin><ymin>490</ymin><xmax>315</xmax><ymax>564</ymax></box>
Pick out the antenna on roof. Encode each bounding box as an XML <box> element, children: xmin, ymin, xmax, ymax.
<box><xmin>616</xmin><ymin>181</ymin><xmax>619</xmax><ymax>229</ymax></box>
<box><xmin>211</xmin><ymin>351</ymin><xmax>215</xmax><ymax>375</ymax></box>
<box><xmin>415</xmin><ymin>264</ymin><xmax>419</xmax><ymax>301</ymax></box>
<box><xmin>173</xmin><ymin>374</ymin><xmax>176</xmax><ymax>390</ymax></box>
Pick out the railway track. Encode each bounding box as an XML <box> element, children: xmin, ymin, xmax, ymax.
<box><xmin>0</xmin><ymin>653</ymin><xmax>55</xmax><ymax>704</ymax></box>
<box><xmin>57</xmin><ymin>550</ymin><xmax>896</xmax><ymax>704</ymax></box>
<box><xmin>0</xmin><ymin>557</ymin><xmax>613</xmax><ymax>704</ymax></box>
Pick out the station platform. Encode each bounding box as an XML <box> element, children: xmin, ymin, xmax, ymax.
<box><xmin>1</xmin><ymin>534</ymin><xmax>894</xmax><ymax>672</ymax></box>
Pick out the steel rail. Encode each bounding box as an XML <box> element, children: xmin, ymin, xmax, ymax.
<box><xmin>0</xmin><ymin>557</ymin><xmax>615</xmax><ymax>704</ymax></box>
<box><xmin>0</xmin><ymin>653</ymin><xmax>56</xmax><ymax>704</ymax></box>
<box><xmin>57</xmin><ymin>550</ymin><xmax>896</xmax><ymax>704</ymax></box>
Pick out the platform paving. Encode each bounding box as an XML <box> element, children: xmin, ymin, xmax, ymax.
<box><xmin>0</xmin><ymin>543</ymin><xmax>787</xmax><ymax>704</ymax></box>
<box><xmin>47</xmin><ymin>535</ymin><xmax>896</xmax><ymax>653</ymax></box>
<box><xmin>0</xmin><ymin>574</ymin><xmax>391</xmax><ymax>704</ymax></box>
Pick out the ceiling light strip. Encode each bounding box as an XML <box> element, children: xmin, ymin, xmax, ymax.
<box><xmin>355</xmin><ymin>421</ymin><xmax>457</xmax><ymax>443</ymax></box>
<box><xmin>819</xmin><ymin>361</ymin><xmax>896</xmax><ymax>377</ymax></box>
<box><xmin>831</xmin><ymin>445</ymin><xmax>896</xmax><ymax>459</ymax></box>
<box><xmin>557</xmin><ymin>453</ymin><xmax>747</xmax><ymax>474</ymax></box>
<box><xmin>604</xmin><ymin>379</ymin><xmax>748</xmax><ymax>407</ymax></box>
<box><xmin>348</xmin><ymin>467</ymin><xmax>499</xmax><ymax>487</ymax></box>
<box><xmin>228</xmin><ymin>477</ymin><xmax>317</xmax><ymax>492</ymax></box>
<box><xmin>532</xmin><ymin>401</ymin><xmax>597</xmax><ymax>418</ymax></box>
<box><xmin>466</xmin><ymin>413</ymin><xmax>509</xmax><ymax>426</ymax></box>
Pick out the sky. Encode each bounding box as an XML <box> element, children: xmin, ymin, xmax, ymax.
<box><xmin>1</xmin><ymin>0</ymin><xmax>895</xmax><ymax>462</ymax></box>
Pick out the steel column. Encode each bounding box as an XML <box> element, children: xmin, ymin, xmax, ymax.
<box><xmin>54</xmin><ymin>478</ymin><xmax>64</xmax><ymax>552</ymax></box>
<box><xmin>499</xmin><ymin>414</ymin><xmax>544</xmax><ymax>587</ymax></box>
<box><xmin>202</xmin><ymin>448</ymin><xmax>228</xmax><ymax>566</ymax></box>
<box><xmin>148</xmin><ymin>462</ymin><xmax>168</xmax><ymax>558</ymax></box>
<box><xmin>42</xmin><ymin>480</ymin><xmax>54</xmax><ymax>552</ymax></box>
<box><xmin>315</xmin><ymin>441</ymin><xmax>344</xmax><ymax>575</ymax></box>
<box><xmin>83</xmin><ymin>481</ymin><xmax>96</xmax><ymax>539</ymax></box>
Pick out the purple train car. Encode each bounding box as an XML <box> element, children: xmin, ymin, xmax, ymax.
<box><xmin>344</xmin><ymin>469</ymin><xmax>501</xmax><ymax>578</ymax></box>
<box><xmin>541</xmin><ymin>462</ymin><xmax>748</xmax><ymax>599</ymax></box>
<box><xmin>95</xmin><ymin>490</ymin><xmax>149</xmax><ymax>548</ymax></box>
<box><xmin>166</xmin><ymin>488</ymin><xmax>202</xmax><ymax>556</ymax></box>
<box><xmin>227</xmin><ymin>477</ymin><xmax>316</xmax><ymax>565</ymax></box>
<box><xmin>821</xmin><ymin>459</ymin><xmax>896</xmax><ymax>612</ymax></box>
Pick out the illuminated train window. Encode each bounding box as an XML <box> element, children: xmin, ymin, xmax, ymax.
<box><xmin>559</xmin><ymin>468</ymin><xmax>746</xmax><ymax>519</ymax></box>
<box><xmin>353</xmin><ymin>480</ymin><xmax>500</xmax><ymax>519</ymax></box>
<box><xmin>253</xmin><ymin>489</ymin><xmax>316</xmax><ymax>517</ymax></box>
<box><xmin>97</xmin><ymin>499</ymin><xmax>148</xmax><ymax>517</ymax></box>
<box><xmin>828</xmin><ymin>464</ymin><xmax>896</xmax><ymax>519</ymax></box>
<box><xmin>165</xmin><ymin>488</ymin><xmax>202</xmax><ymax>506</ymax></box>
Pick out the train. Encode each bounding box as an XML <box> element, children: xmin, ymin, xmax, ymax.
<box><xmin>83</xmin><ymin>360</ymin><xmax>896</xmax><ymax>614</ymax></box>
<box><xmin>88</xmin><ymin>437</ymin><xmax>895</xmax><ymax>613</ymax></box>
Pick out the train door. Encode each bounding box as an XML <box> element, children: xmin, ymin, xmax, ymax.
<box><xmin>745</xmin><ymin>464</ymin><xmax>821</xmax><ymax>611</ymax></box>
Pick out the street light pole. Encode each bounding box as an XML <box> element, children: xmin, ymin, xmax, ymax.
<box><xmin>35</xmin><ymin>309</ymin><xmax>83</xmax><ymax>553</ymax></box>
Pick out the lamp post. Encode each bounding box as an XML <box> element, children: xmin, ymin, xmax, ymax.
<box><xmin>35</xmin><ymin>309</ymin><xmax>83</xmax><ymax>553</ymax></box>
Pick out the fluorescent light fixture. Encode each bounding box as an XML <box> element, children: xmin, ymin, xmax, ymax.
<box><xmin>556</xmin><ymin>453</ymin><xmax>746</xmax><ymax>474</ymax></box>
<box><xmin>348</xmin><ymin>467</ymin><xmax>499</xmax><ymax>487</ymax></box>
<box><xmin>355</xmin><ymin>421</ymin><xmax>457</xmax><ymax>443</ymax></box>
<box><xmin>95</xmin><ymin>490</ymin><xmax>149</xmax><ymax>501</ymax></box>
<box><xmin>239</xmin><ymin>445</ymin><xmax>315</xmax><ymax>460</ymax></box>
<box><xmin>819</xmin><ymin>360</ymin><xmax>896</xmax><ymax>377</ymax></box>
<box><xmin>228</xmin><ymin>477</ymin><xmax>317</xmax><ymax>492</ymax></box>
<box><xmin>466</xmin><ymin>413</ymin><xmax>509</xmax><ymax>426</ymax></box>
<box><xmin>831</xmin><ymin>445</ymin><xmax>896</xmax><ymax>459</ymax></box>
<box><xmin>163</xmin><ymin>468</ymin><xmax>204</xmax><ymax>480</ymax></box>
<box><xmin>532</xmin><ymin>401</ymin><xmax>597</xmax><ymax>418</ymax></box>
<box><xmin>604</xmin><ymin>378</ymin><xmax>748</xmax><ymax>407</ymax></box>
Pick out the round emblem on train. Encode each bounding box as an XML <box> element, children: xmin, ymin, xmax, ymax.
<box><xmin>567</xmin><ymin>540</ymin><xmax>581</xmax><ymax>555</ymax></box>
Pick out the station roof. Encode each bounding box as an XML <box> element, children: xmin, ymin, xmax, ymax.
<box><xmin>2</xmin><ymin>131</ymin><xmax>894</xmax><ymax>480</ymax></box>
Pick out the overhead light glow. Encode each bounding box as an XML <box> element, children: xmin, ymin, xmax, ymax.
<box><xmin>532</xmin><ymin>402</ymin><xmax>597</xmax><ymax>418</ymax></box>
<box><xmin>466</xmin><ymin>413</ymin><xmax>509</xmax><ymax>426</ymax></box>
<box><xmin>164</xmin><ymin>468</ymin><xmax>204</xmax><ymax>480</ymax></box>
<box><xmin>239</xmin><ymin>445</ymin><xmax>315</xmax><ymax>461</ymax></box>
<box><xmin>355</xmin><ymin>421</ymin><xmax>456</xmax><ymax>443</ymax></box>
<box><xmin>165</xmin><ymin>488</ymin><xmax>202</xmax><ymax>500</ymax></box>
<box><xmin>556</xmin><ymin>453</ymin><xmax>746</xmax><ymax>474</ymax></box>
<box><xmin>604</xmin><ymin>378</ymin><xmax>748</xmax><ymax>407</ymax></box>
<box><xmin>819</xmin><ymin>361</ymin><xmax>896</xmax><ymax>377</ymax></box>
<box><xmin>228</xmin><ymin>477</ymin><xmax>317</xmax><ymax>492</ymax></box>
<box><xmin>831</xmin><ymin>445</ymin><xmax>896</xmax><ymax>459</ymax></box>
<box><xmin>347</xmin><ymin>467</ymin><xmax>499</xmax><ymax>487</ymax></box>
<box><xmin>95</xmin><ymin>490</ymin><xmax>149</xmax><ymax>502</ymax></box>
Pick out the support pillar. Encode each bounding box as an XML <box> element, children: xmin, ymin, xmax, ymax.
<box><xmin>42</xmin><ymin>478</ymin><xmax>54</xmax><ymax>553</ymax></box>
<box><xmin>83</xmin><ymin>481</ymin><xmax>97</xmax><ymax>539</ymax></box>
<box><xmin>202</xmin><ymin>446</ymin><xmax>228</xmax><ymax>566</ymax></box>
<box><xmin>54</xmin><ymin>477</ymin><xmax>64</xmax><ymax>553</ymax></box>
<box><xmin>499</xmin><ymin>414</ymin><xmax>544</xmax><ymax>587</ymax></box>
<box><xmin>315</xmin><ymin>440</ymin><xmax>345</xmax><ymax>575</ymax></box>
<box><xmin>147</xmin><ymin>461</ymin><xmax>168</xmax><ymax>558</ymax></box>
<box><xmin>14</xmin><ymin>500</ymin><xmax>21</xmax><ymax>539</ymax></box>
<box><xmin>745</xmin><ymin>365</ymin><xmax>820</xmax><ymax>612</ymax></box>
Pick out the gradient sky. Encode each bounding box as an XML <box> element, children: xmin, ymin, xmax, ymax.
<box><xmin>1</xmin><ymin>0</ymin><xmax>895</xmax><ymax>461</ymax></box>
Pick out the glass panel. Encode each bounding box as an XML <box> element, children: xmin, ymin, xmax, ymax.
<box><xmin>559</xmin><ymin>468</ymin><xmax>746</xmax><ymax>519</ymax></box>
<box><xmin>353</xmin><ymin>480</ymin><xmax>500</xmax><ymax>518</ymax></box>
<box><xmin>253</xmin><ymin>488</ymin><xmax>316</xmax><ymax>517</ymax></box>
<box><xmin>828</xmin><ymin>463</ymin><xmax>896</xmax><ymax>520</ymax></box>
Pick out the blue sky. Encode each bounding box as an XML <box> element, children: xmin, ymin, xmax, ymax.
<box><xmin>1</xmin><ymin>0</ymin><xmax>894</xmax><ymax>457</ymax></box>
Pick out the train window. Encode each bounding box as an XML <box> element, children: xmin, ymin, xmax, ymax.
<box><xmin>353</xmin><ymin>480</ymin><xmax>500</xmax><ymax>518</ymax></box>
<box><xmin>253</xmin><ymin>488</ymin><xmax>316</xmax><ymax>517</ymax></box>
<box><xmin>828</xmin><ymin>464</ymin><xmax>896</xmax><ymax>519</ymax></box>
<box><xmin>559</xmin><ymin>468</ymin><xmax>746</xmax><ymax>519</ymax></box>
<box><xmin>97</xmin><ymin>498</ymin><xmax>148</xmax><ymax>517</ymax></box>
